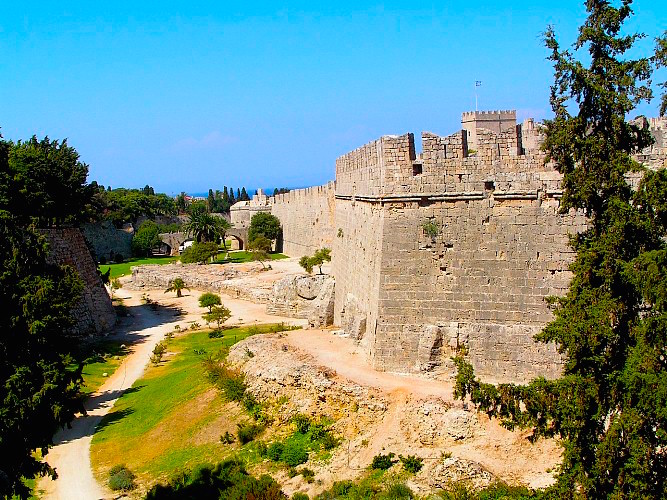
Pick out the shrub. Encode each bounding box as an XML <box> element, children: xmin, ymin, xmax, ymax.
<box><xmin>237</xmin><ymin>422</ymin><xmax>264</xmax><ymax>444</ymax></box>
<box><xmin>267</xmin><ymin>441</ymin><xmax>285</xmax><ymax>461</ymax></box>
<box><xmin>370</xmin><ymin>453</ymin><xmax>396</xmax><ymax>470</ymax></box>
<box><xmin>114</xmin><ymin>253</ymin><xmax>125</xmax><ymax>263</ymax></box>
<box><xmin>198</xmin><ymin>292</ymin><xmax>222</xmax><ymax>312</ymax></box>
<box><xmin>319</xmin><ymin>431</ymin><xmax>339</xmax><ymax>451</ymax></box>
<box><xmin>293</xmin><ymin>493</ymin><xmax>309</xmax><ymax>500</ymax></box>
<box><xmin>422</xmin><ymin>220</ymin><xmax>438</xmax><ymax>239</ymax></box>
<box><xmin>99</xmin><ymin>255</ymin><xmax>107</xmax><ymax>264</ymax></box>
<box><xmin>281</xmin><ymin>439</ymin><xmax>308</xmax><ymax>467</ymax></box>
<box><xmin>399</xmin><ymin>455</ymin><xmax>423</xmax><ymax>473</ymax></box>
<box><xmin>220</xmin><ymin>431</ymin><xmax>235</xmax><ymax>444</ymax></box>
<box><xmin>204</xmin><ymin>361</ymin><xmax>247</xmax><ymax>401</ymax></box>
<box><xmin>146</xmin><ymin>459</ymin><xmax>284</xmax><ymax>499</ymax></box>
<box><xmin>300</xmin><ymin>467</ymin><xmax>315</xmax><ymax>483</ymax></box>
<box><xmin>208</xmin><ymin>329</ymin><xmax>224</xmax><ymax>338</ymax></box>
<box><xmin>108</xmin><ymin>464</ymin><xmax>135</xmax><ymax>491</ymax></box>
<box><xmin>292</xmin><ymin>414</ymin><xmax>311</xmax><ymax>434</ymax></box>
<box><xmin>379</xmin><ymin>483</ymin><xmax>414</xmax><ymax>499</ymax></box>
<box><xmin>180</xmin><ymin>241</ymin><xmax>219</xmax><ymax>264</ymax></box>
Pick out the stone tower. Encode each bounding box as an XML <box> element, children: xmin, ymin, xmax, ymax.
<box><xmin>461</xmin><ymin>110</ymin><xmax>517</xmax><ymax>150</ymax></box>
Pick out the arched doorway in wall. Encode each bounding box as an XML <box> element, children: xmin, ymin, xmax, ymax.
<box><xmin>228</xmin><ymin>234</ymin><xmax>244</xmax><ymax>251</ymax></box>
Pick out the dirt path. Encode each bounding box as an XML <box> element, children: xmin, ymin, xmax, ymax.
<box><xmin>282</xmin><ymin>329</ymin><xmax>456</xmax><ymax>401</ymax></box>
<box><xmin>40</xmin><ymin>287</ymin><xmax>304</xmax><ymax>499</ymax></box>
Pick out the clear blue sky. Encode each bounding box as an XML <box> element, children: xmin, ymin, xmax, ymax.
<box><xmin>2</xmin><ymin>1</ymin><xmax>665</xmax><ymax>194</ymax></box>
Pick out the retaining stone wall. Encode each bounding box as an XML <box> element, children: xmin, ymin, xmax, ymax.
<box><xmin>43</xmin><ymin>228</ymin><xmax>116</xmax><ymax>335</ymax></box>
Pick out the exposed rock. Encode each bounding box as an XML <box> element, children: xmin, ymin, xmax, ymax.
<box><xmin>341</xmin><ymin>293</ymin><xmax>366</xmax><ymax>340</ymax></box>
<box><xmin>421</xmin><ymin>457</ymin><xmax>496</xmax><ymax>490</ymax></box>
<box><xmin>266</xmin><ymin>274</ymin><xmax>335</xmax><ymax>327</ymax></box>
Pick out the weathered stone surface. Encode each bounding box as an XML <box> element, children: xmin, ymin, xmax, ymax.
<box><xmin>81</xmin><ymin>220</ymin><xmax>133</xmax><ymax>262</ymax></box>
<box><xmin>43</xmin><ymin>228</ymin><xmax>116</xmax><ymax>335</ymax></box>
<box><xmin>340</xmin><ymin>293</ymin><xmax>367</xmax><ymax>340</ymax></box>
<box><xmin>421</xmin><ymin>457</ymin><xmax>496</xmax><ymax>490</ymax></box>
<box><xmin>266</xmin><ymin>274</ymin><xmax>335</xmax><ymax>327</ymax></box>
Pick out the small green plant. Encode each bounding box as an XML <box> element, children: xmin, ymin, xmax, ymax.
<box><xmin>337</xmin><ymin>228</ymin><xmax>343</xmax><ymax>238</ymax></box>
<box><xmin>190</xmin><ymin>322</ymin><xmax>201</xmax><ymax>330</ymax></box>
<box><xmin>292</xmin><ymin>414</ymin><xmax>311</xmax><ymax>434</ymax></box>
<box><xmin>381</xmin><ymin>483</ymin><xmax>414</xmax><ymax>499</ymax></box>
<box><xmin>220</xmin><ymin>431</ymin><xmax>235</xmax><ymax>444</ymax></box>
<box><xmin>208</xmin><ymin>329</ymin><xmax>225</xmax><ymax>338</ymax></box>
<box><xmin>150</xmin><ymin>341</ymin><xmax>167</xmax><ymax>365</ymax></box>
<box><xmin>299</xmin><ymin>248</ymin><xmax>332</xmax><ymax>274</ymax></box>
<box><xmin>292</xmin><ymin>493</ymin><xmax>309</xmax><ymax>500</ymax></box>
<box><xmin>441</xmin><ymin>450</ymin><xmax>452</xmax><ymax>460</ymax></box>
<box><xmin>371</xmin><ymin>452</ymin><xmax>396</xmax><ymax>470</ymax></box>
<box><xmin>281</xmin><ymin>439</ymin><xmax>309</xmax><ymax>467</ymax></box>
<box><xmin>361</xmin><ymin>439</ymin><xmax>369</xmax><ymax>447</ymax></box>
<box><xmin>422</xmin><ymin>220</ymin><xmax>439</xmax><ymax>239</ymax></box>
<box><xmin>203</xmin><ymin>360</ymin><xmax>247</xmax><ymax>401</ymax></box>
<box><xmin>173</xmin><ymin>324</ymin><xmax>181</xmax><ymax>331</ymax></box>
<box><xmin>301</xmin><ymin>467</ymin><xmax>315</xmax><ymax>483</ymax></box>
<box><xmin>267</xmin><ymin>441</ymin><xmax>285</xmax><ymax>461</ymax></box>
<box><xmin>237</xmin><ymin>422</ymin><xmax>264</xmax><ymax>444</ymax></box>
<box><xmin>399</xmin><ymin>454</ymin><xmax>423</xmax><ymax>473</ymax></box>
<box><xmin>108</xmin><ymin>464</ymin><xmax>135</xmax><ymax>491</ymax></box>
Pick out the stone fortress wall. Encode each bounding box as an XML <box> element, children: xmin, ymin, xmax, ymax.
<box><xmin>270</xmin><ymin>182</ymin><xmax>336</xmax><ymax>257</ymax></box>
<box><xmin>266</xmin><ymin>111</ymin><xmax>667</xmax><ymax>383</ymax></box>
<box><xmin>44</xmin><ymin>228</ymin><xmax>116</xmax><ymax>335</ymax></box>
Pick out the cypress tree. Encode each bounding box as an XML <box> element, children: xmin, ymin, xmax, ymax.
<box><xmin>454</xmin><ymin>2</ymin><xmax>667</xmax><ymax>497</ymax></box>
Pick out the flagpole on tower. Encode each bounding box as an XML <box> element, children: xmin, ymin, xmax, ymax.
<box><xmin>474</xmin><ymin>80</ymin><xmax>482</xmax><ymax>111</ymax></box>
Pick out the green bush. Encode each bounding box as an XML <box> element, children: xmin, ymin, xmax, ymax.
<box><xmin>146</xmin><ymin>459</ymin><xmax>284</xmax><ymax>499</ymax></box>
<box><xmin>281</xmin><ymin>439</ymin><xmax>309</xmax><ymax>467</ymax></box>
<box><xmin>319</xmin><ymin>431</ymin><xmax>339</xmax><ymax>451</ymax></box>
<box><xmin>293</xmin><ymin>493</ymin><xmax>309</xmax><ymax>500</ymax></box>
<box><xmin>180</xmin><ymin>241</ymin><xmax>219</xmax><ymax>264</ymax></box>
<box><xmin>292</xmin><ymin>413</ymin><xmax>311</xmax><ymax>434</ymax></box>
<box><xmin>208</xmin><ymin>329</ymin><xmax>225</xmax><ymax>338</ymax></box>
<box><xmin>379</xmin><ymin>483</ymin><xmax>414</xmax><ymax>499</ymax></box>
<box><xmin>220</xmin><ymin>431</ymin><xmax>235</xmax><ymax>444</ymax></box>
<box><xmin>300</xmin><ymin>467</ymin><xmax>315</xmax><ymax>483</ymax></box>
<box><xmin>204</xmin><ymin>361</ymin><xmax>247</xmax><ymax>401</ymax></box>
<box><xmin>113</xmin><ymin>253</ymin><xmax>125</xmax><ymax>263</ymax></box>
<box><xmin>399</xmin><ymin>454</ymin><xmax>423</xmax><ymax>473</ymax></box>
<box><xmin>370</xmin><ymin>453</ymin><xmax>396</xmax><ymax>470</ymax></box>
<box><xmin>108</xmin><ymin>464</ymin><xmax>135</xmax><ymax>491</ymax></box>
<box><xmin>237</xmin><ymin>422</ymin><xmax>264</xmax><ymax>444</ymax></box>
<box><xmin>267</xmin><ymin>441</ymin><xmax>285</xmax><ymax>461</ymax></box>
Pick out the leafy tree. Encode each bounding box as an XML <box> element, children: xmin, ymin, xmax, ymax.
<box><xmin>176</xmin><ymin>192</ymin><xmax>187</xmax><ymax>213</ymax></box>
<box><xmin>92</xmin><ymin>188</ymin><xmax>177</xmax><ymax>226</ymax></box>
<box><xmin>180</xmin><ymin>241</ymin><xmax>219</xmax><ymax>264</ymax></box>
<box><xmin>4</xmin><ymin>136</ymin><xmax>93</xmax><ymax>227</ymax></box>
<box><xmin>240</xmin><ymin>187</ymin><xmax>249</xmax><ymax>201</ymax></box>
<box><xmin>164</xmin><ymin>277</ymin><xmax>189</xmax><ymax>298</ymax></box>
<box><xmin>299</xmin><ymin>248</ymin><xmax>331</xmax><ymax>275</ymax></box>
<box><xmin>207</xmin><ymin>189</ymin><xmax>215</xmax><ymax>213</ymax></box>
<box><xmin>229</xmin><ymin>187</ymin><xmax>236</xmax><ymax>205</ymax></box>
<box><xmin>131</xmin><ymin>220</ymin><xmax>161</xmax><ymax>257</ymax></box>
<box><xmin>248</xmin><ymin>235</ymin><xmax>272</xmax><ymax>270</ymax></box>
<box><xmin>454</xmin><ymin>3</ymin><xmax>667</xmax><ymax>498</ymax></box>
<box><xmin>203</xmin><ymin>305</ymin><xmax>232</xmax><ymax>330</ymax></box>
<box><xmin>199</xmin><ymin>292</ymin><xmax>222</xmax><ymax>313</ymax></box>
<box><xmin>248</xmin><ymin>212</ymin><xmax>281</xmax><ymax>242</ymax></box>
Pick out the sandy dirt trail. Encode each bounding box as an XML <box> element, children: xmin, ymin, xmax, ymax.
<box><xmin>282</xmin><ymin>329</ymin><xmax>456</xmax><ymax>401</ymax></box>
<box><xmin>40</xmin><ymin>287</ymin><xmax>303</xmax><ymax>500</ymax></box>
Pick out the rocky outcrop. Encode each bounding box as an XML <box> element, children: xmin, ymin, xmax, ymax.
<box><xmin>125</xmin><ymin>263</ymin><xmax>276</xmax><ymax>303</ymax></box>
<box><xmin>266</xmin><ymin>274</ymin><xmax>335</xmax><ymax>327</ymax></box>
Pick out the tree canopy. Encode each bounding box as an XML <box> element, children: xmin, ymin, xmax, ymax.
<box><xmin>131</xmin><ymin>220</ymin><xmax>162</xmax><ymax>257</ymax></box>
<box><xmin>454</xmin><ymin>2</ymin><xmax>667</xmax><ymax>498</ymax></box>
<box><xmin>248</xmin><ymin>212</ymin><xmax>281</xmax><ymax>243</ymax></box>
<box><xmin>0</xmin><ymin>135</ymin><xmax>86</xmax><ymax>497</ymax></box>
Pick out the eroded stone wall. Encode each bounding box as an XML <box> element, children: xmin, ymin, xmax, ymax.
<box><xmin>270</xmin><ymin>182</ymin><xmax>336</xmax><ymax>258</ymax></box>
<box><xmin>43</xmin><ymin>228</ymin><xmax>116</xmax><ymax>335</ymax></box>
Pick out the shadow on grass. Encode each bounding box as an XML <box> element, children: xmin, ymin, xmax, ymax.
<box><xmin>94</xmin><ymin>408</ymin><xmax>136</xmax><ymax>433</ymax></box>
<box><xmin>85</xmin><ymin>385</ymin><xmax>144</xmax><ymax>412</ymax></box>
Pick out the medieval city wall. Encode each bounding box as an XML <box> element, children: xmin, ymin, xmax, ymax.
<box><xmin>332</xmin><ymin>121</ymin><xmax>588</xmax><ymax>383</ymax></box>
<box><xmin>270</xmin><ymin>182</ymin><xmax>336</xmax><ymax>258</ymax></box>
<box><xmin>44</xmin><ymin>228</ymin><xmax>116</xmax><ymax>335</ymax></box>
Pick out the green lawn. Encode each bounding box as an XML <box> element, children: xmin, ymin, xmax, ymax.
<box><xmin>90</xmin><ymin>324</ymin><xmax>289</xmax><ymax>486</ymax></box>
<box><xmin>215</xmin><ymin>251</ymin><xmax>288</xmax><ymax>264</ymax></box>
<box><xmin>100</xmin><ymin>256</ymin><xmax>179</xmax><ymax>278</ymax></box>
<box><xmin>80</xmin><ymin>340</ymin><xmax>131</xmax><ymax>395</ymax></box>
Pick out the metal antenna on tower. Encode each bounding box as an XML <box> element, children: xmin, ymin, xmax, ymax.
<box><xmin>475</xmin><ymin>81</ymin><xmax>482</xmax><ymax>111</ymax></box>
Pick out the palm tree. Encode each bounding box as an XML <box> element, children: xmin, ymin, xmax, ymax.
<box><xmin>182</xmin><ymin>205</ymin><xmax>230</xmax><ymax>244</ymax></box>
<box><xmin>164</xmin><ymin>277</ymin><xmax>189</xmax><ymax>298</ymax></box>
